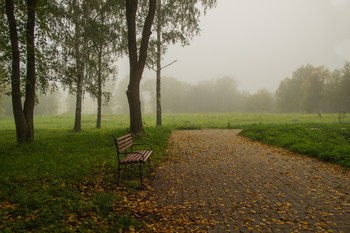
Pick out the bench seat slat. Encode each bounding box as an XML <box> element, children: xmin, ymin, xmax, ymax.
<box><xmin>121</xmin><ymin>150</ymin><xmax>152</xmax><ymax>164</ymax></box>
<box><xmin>141</xmin><ymin>150</ymin><xmax>152</xmax><ymax>160</ymax></box>
<box><xmin>121</xmin><ymin>154</ymin><xmax>137</xmax><ymax>163</ymax></box>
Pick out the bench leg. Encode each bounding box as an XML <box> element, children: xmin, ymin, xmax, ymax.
<box><xmin>139</xmin><ymin>162</ymin><xmax>143</xmax><ymax>186</ymax></box>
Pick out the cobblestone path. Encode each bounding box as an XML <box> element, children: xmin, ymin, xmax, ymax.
<box><xmin>152</xmin><ymin>130</ymin><xmax>350</xmax><ymax>232</ymax></box>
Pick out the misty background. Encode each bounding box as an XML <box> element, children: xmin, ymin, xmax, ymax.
<box><xmin>1</xmin><ymin>0</ymin><xmax>350</xmax><ymax>116</ymax></box>
<box><xmin>157</xmin><ymin>0</ymin><xmax>350</xmax><ymax>92</ymax></box>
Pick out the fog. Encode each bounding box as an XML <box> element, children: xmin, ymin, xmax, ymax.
<box><xmin>3</xmin><ymin>0</ymin><xmax>350</xmax><ymax>116</ymax></box>
<box><xmin>118</xmin><ymin>0</ymin><xmax>350</xmax><ymax>92</ymax></box>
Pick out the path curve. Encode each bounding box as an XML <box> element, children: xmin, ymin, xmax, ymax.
<box><xmin>152</xmin><ymin>130</ymin><xmax>350</xmax><ymax>232</ymax></box>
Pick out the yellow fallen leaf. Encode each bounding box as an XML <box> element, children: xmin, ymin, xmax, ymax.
<box><xmin>129</xmin><ymin>225</ymin><xmax>135</xmax><ymax>233</ymax></box>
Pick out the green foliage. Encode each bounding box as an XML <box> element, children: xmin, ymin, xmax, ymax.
<box><xmin>240</xmin><ymin>123</ymin><xmax>350</xmax><ymax>168</ymax></box>
<box><xmin>1</xmin><ymin>0</ymin><xmax>58</xmax><ymax>93</ymax></box>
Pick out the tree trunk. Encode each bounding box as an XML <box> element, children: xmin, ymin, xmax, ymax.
<box><xmin>6</xmin><ymin>0</ymin><xmax>29</xmax><ymax>143</ymax></box>
<box><xmin>156</xmin><ymin>0</ymin><xmax>162</xmax><ymax>127</ymax></box>
<box><xmin>125</xmin><ymin>0</ymin><xmax>156</xmax><ymax>135</ymax></box>
<box><xmin>156</xmin><ymin>64</ymin><xmax>161</xmax><ymax>127</ymax></box>
<box><xmin>96</xmin><ymin>91</ymin><xmax>102</xmax><ymax>128</ymax></box>
<box><xmin>23</xmin><ymin>0</ymin><xmax>37</xmax><ymax>142</ymax></box>
<box><xmin>74</xmin><ymin>71</ymin><xmax>83</xmax><ymax>132</ymax></box>
<box><xmin>96</xmin><ymin>46</ymin><xmax>102</xmax><ymax>129</ymax></box>
<box><xmin>127</xmin><ymin>68</ymin><xmax>144</xmax><ymax>134</ymax></box>
<box><xmin>73</xmin><ymin>51</ymin><xmax>84</xmax><ymax>132</ymax></box>
<box><xmin>73</xmin><ymin>1</ymin><xmax>83</xmax><ymax>132</ymax></box>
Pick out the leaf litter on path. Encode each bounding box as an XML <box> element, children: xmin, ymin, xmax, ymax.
<box><xmin>151</xmin><ymin>130</ymin><xmax>350</xmax><ymax>232</ymax></box>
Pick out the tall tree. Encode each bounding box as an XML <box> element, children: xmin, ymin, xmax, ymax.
<box><xmin>54</xmin><ymin>0</ymin><xmax>90</xmax><ymax>132</ymax></box>
<box><xmin>85</xmin><ymin>0</ymin><xmax>123</xmax><ymax>128</ymax></box>
<box><xmin>55</xmin><ymin>0</ymin><xmax>124</xmax><ymax>131</ymax></box>
<box><xmin>5</xmin><ymin>0</ymin><xmax>37</xmax><ymax>143</ymax></box>
<box><xmin>23</xmin><ymin>0</ymin><xmax>37</xmax><ymax>141</ymax></box>
<box><xmin>125</xmin><ymin>0</ymin><xmax>156</xmax><ymax>135</ymax></box>
<box><xmin>148</xmin><ymin>0</ymin><xmax>216</xmax><ymax>126</ymax></box>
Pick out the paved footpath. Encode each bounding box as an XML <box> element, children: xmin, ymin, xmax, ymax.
<box><xmin>152</xmin><ymin>130</ymin><xmax>350</xmax><ymax>232</ymax></box>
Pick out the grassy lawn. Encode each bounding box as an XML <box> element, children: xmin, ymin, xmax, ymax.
<box><xmin>240</xmin><ymin>123</ymin><xmax>350</xmax><ymax>168</ymax></box>
<box><xmin>0</xmin><ymin>118</ymin><xmax>171</xmax><ymax>232</ymax></box>
<box><xmin>0</xmin><ymin>113</ymin><xmax>349</xmax><ymax>232</ymax></box>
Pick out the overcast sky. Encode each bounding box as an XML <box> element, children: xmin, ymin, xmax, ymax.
<box><xmin>118</xmin><ymin>0</ymin><xmax>350</xmax><ymax>93</ymax></box>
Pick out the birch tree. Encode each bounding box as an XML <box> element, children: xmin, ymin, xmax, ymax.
<box><xmin>148</xmin><ymin>0</ymin><xmax>217</xmax><ymax>126</ymax></box>
<box><xmin>84</xmin><ymin>0</ymin><xmax>124</xmax><ymax>128</ymax></box>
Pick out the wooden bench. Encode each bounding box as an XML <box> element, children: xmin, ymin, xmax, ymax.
<box><xmin>111</xmin><ymin>133</ymin><xmax>152</xmax><ymax>186</ymax></box>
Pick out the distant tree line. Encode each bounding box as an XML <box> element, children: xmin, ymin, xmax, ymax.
<box><xmin>2</xmin><ymin>62</ymin><xmax>350</xmax><ymax>116</ymax></box>
<box><xmin>142</xmin><ymin>76</ymin><xmax>274</xmax><ymax>113</ymax></box>
<box><xmin>134</xmin><ymin>63</ymin><xmax>350</xmax><ymax>114</ymax></box>
<box><xmin>143</xmin><ymin>62</ymin><xmax>350</xmax><ymax>114</ymax></box>
<box><xmin>276</xmin><ymin>63</ymin><xmax>350</xmax><ymax>113</ymax></box>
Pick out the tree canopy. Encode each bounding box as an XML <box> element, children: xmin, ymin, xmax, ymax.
<box><xmin>276</xmin><ymin>63</ymin><xmax>350</xmax><ymax>114</ymax></box>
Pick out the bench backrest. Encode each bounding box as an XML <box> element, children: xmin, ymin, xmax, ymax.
<box><xmin>114</xmin><ymin>133</ymin><xmax>133</xmax><ymax>153</ymax></box>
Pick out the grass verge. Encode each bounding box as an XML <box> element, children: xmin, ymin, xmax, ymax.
<box><xmin>240</xmin><ymin>123</ymin><xmax>350</xmax><ymax>168</ymax></box>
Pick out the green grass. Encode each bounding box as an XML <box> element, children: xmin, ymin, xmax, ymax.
<box><xmin>160</xmin><ymin>112</ymin><xmax>348</xmax><ymax>129</ymax></box>
<box><xmin>0</xmin><ymin>119</ymin><xmax>172</xmax><ymax>232</ymax></box>
<box><xmin>240</xmin><ymin>123</ymin><xmax>350</xmax><ymax>168</ymax></box>
<box><xmin>0</xmin><ymin>112</ymin><xmax>349</xmax><ymax>232</ymax></box>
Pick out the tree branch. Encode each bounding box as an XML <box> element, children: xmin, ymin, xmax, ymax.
<box><xmin>148</xmin><ymin>59</ymin><xmax>177</xmax><ymax>72</ymax></box>
<box><xmin>161</xmin><ymin>59</ymin><xmax>177</xmax><ymax>70</ymax></box>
